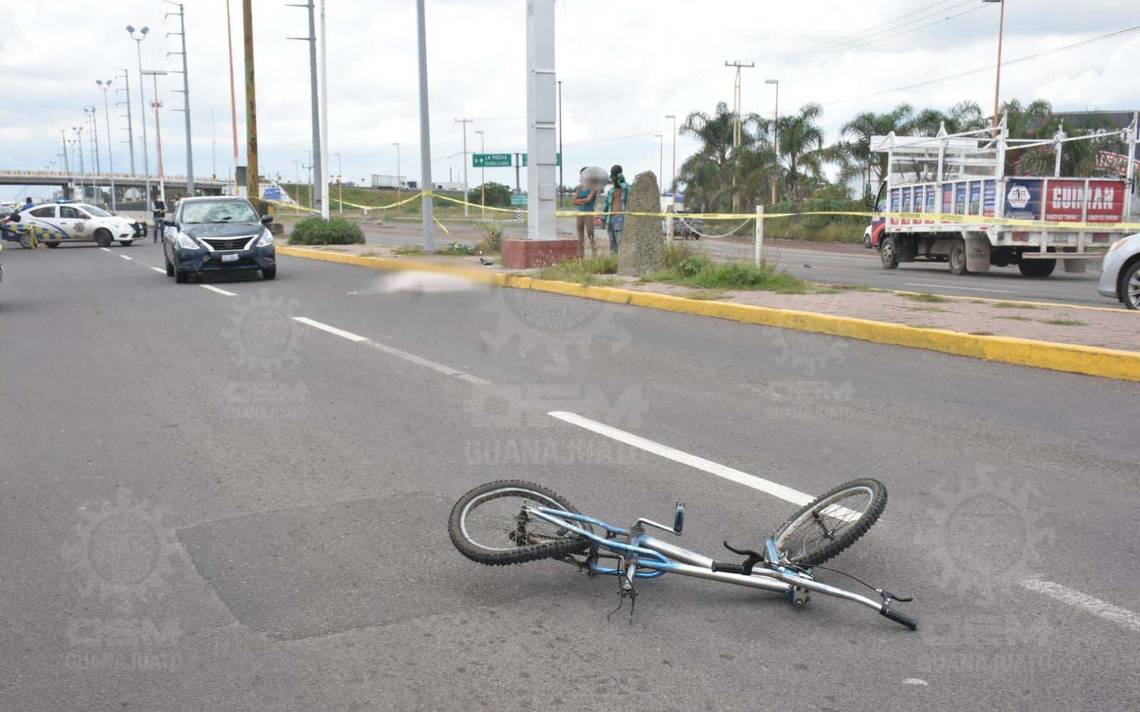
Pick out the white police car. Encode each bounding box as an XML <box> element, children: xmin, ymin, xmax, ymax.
<box><xmin>19</xmin><ymin>201</ymin><xmax>142</xmax><ymax>247</ymax></box>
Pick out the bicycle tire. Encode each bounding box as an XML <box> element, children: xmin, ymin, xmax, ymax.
<box><xmin>770</xmin><ymin>479</ymin><xmax>887</xmax><ymax>566</ymax></box>
<box><xmin>449</xmin><ymin>480</ymin><xmax>590</xmax><ymax>566</ymax></box>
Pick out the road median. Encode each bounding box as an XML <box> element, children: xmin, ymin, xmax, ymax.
<box><xmin>278</xmin><ymin>245</ymin><xmax>1140</xmax><ymax>382</ymax></box>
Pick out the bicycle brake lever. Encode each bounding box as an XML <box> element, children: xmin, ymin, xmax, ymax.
<box><xmin>880</xmin><ymin>590</ymin><xmax>913</xmax><ymax>603</ymax></box>
<box><xmin>722</xmin><ymin>540</ymin><xmax>763</xmax><ymax>558</ymax></box>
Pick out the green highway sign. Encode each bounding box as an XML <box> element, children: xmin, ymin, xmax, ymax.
<box><xmin>473</xmin><ymin>153</ymin><xmax>512</xmax><ymax>168</ymax></box>
<box><xmin>521</xmin><ymin>153</ymin><xmax>561</xmax><ymax>167</ymax></box>
<box><xmin>510</xmin><ymin>193</ymin><xmax>528</xmax><ymax>207</ymax></box>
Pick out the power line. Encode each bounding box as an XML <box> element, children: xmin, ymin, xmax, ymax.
<box><xmin>796</xmin><ymin>1</ymin><xmax>985</xmax><ymax>57</ymax></box>
<box><xmin>821</xmin><ymin>24</ymin><xmax>1140</xmax><ymax>107</ymax></box>
<box><xmin>791</xmin><ymin>0</ymin><xmax>973</xmax><ymax>57</ymax></box>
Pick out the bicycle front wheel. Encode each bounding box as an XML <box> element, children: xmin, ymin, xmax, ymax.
<box><xmin>449</xmin><ymin>480</ymin><xmax>590</xmax><ymax>566</ymax></box>
<box><xmin>770</xmin><ymin>479</ymin><xmax>887</xmax><ymax>566</ymax></box>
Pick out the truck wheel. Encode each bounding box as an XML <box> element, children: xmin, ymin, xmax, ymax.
<box><xmin>948</xmin><ymin>240</ymin><xmax>968</xmax><ymax>275</ymax></box>
<box><xmin>880</xmin><ymin>235</ymin><xmax>899</xmax><ymax>269</ymax></box>
<box><xmin>1018</xmin><ymin>259</ymin><xmax>1056</xmax><ymax>278</ymax></box>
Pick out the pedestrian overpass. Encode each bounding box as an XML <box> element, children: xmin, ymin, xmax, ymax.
<box><xmin>0</xmin><ymin>169</ymin><xmax>229</xmax><ymax>208</ymax></box>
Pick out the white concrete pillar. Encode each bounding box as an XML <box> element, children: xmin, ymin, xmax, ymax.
<box><xmin>526</xmin><ymin>0</ymin><xmax>557</xmax><ymax>241</ymax></box>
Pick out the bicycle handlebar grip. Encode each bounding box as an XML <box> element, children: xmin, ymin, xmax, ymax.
<box><xmin>711</xmin><ymin>561</ymin><xmax>747</xmax><ymax>575</ymax></box>
<box><xmin>880</xmin><ymin>605</ymin><xmax>918</xmax><ymax>631</ymax></box>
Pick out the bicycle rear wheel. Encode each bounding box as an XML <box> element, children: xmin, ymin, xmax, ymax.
<box><xmin>449</xmin><ymin>480</ymin><xmax>590</xmax><ymax>566</ymax></box>
<box><xmin>770</xmin><ymin>479</ymin><xmax>887</xmax><ymax>566</ymax></box>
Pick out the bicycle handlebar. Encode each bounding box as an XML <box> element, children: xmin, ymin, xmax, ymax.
<box><xmin>879</xmin><ymin>604</ymin><xmax>918</xmax><ymax>631</ymax></box>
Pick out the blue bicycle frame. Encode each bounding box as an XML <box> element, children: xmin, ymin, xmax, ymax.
<box><xmin>525</xmin><ymin>505</ymin><xmax>916</xmax><ymax>629</ymax></box>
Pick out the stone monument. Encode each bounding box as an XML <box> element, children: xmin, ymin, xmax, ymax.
<box><xmin>618</xmin><ymin>171</ymin><xmax>666</xmax><ymax>276</ymax></box>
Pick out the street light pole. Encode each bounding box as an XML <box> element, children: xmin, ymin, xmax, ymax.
<box><xmin>557</xmin><ymin>79</ymin><xmax>563</xmax><ymax>204</ymax></box>
<box><xmin>224</xmin><ymin>0</ymin><xmax>240</xmax><ymax>183</ymax></box>
<box><xmin>318</xmin><ymin>0</ymin><xmax>330</xmax><ymax>220</ymax></box>
<box><xmin>392</xmin><ymin>142</ymin><xmax>401</xmax><ymax>198</ymax></box>
<box><xmin>455</xmin><ymin>118</ymin><xmax>473</xmax><ymax>216</ymax></box>
<box><xmin>654</xmin><ymin>134</ymin><xmax>664</xmax><ymax>195</ymax></box>
<box><xmin>475</xmin><ymin>129</ymin><xmax>485</xmax><ymax>217</ymax></box>
<box><xmin>664</xmin><ymin>114</ymin><xmax>676</xmax><ymax>194</ymax></box>
<box><xmin>114</xmin><ymin>68</ymin><xmax>136</xmax><ymax>177</ymax></box>
<box><xmin>415</xmin><ymin>0</ymin><xmax>434</xmax><ymax>252</ymax></box>
<box><xmin>335</xmin><ymin>151</ymin><xmax>342</xmax><ymax>214</ymax></box>
<box><xmin>288</xmin><ymin>0</ymin><xmax>324</xmax><ymax>217</ymax></box>
<box><xmin>96</xmin><ymin>80</ymin><xmax>118</xmax><ymax>211</ymax></box>
<box><xmin>127</xmin><ymin>26</ymin><xmax>152</xmax><ymax>209</ymax></box>
<box><xmin>73</xmin><ymin>126</ymin><xmax>85</xmax><ymax>201</ymax></box>
<box><xmin>85</xmin><ymin>106</ymin><xmax>101</xmax><ymax>204</ymax></box>
<box><xmin>765</xmin><ymin>78</ymin><xmax>779</xmax><ymax>203</ymax></box>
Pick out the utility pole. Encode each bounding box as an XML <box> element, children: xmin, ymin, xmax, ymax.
<box><xmin>127</xmin><ymin>25</ymin><xmax>152</xmax><ymax>209</ymax></box>
<box><xmin>165</xmin><ymin>1</ymin><xmax>194</xmax><ymax>196</ymax></box>
<box><xmin>392</xmin><ymin>142</ymin><xmax>401</xmax><ymax>198</ymax></box>
<box><xmin>335</xmin><ymin>151</ymin><xmax>342</xmax><ymax>214</ymax></box>
<box><xmin>59</xmin><ymin>131</ymin><xmax>71</xmax><ymax>178</ymax></box>
<box><xmin>415</xmin><ymin>0</ymin><xmax>434</xmax><ymax>251</ymax></box>
<box><xmin>723</xmin><ymin>60</ymin><xmax>754</xmax><ymax>148</ymax></box>
<box><xmin>514</xmin><ymin>152</ymin><xmax>521</xmax><ymax>193</ymax></box>
<box><xmin>287</xmin><ymin>0</ymin><xmax>323</xmax><ymax>217</ymax></box>
<box><xmin>557</xmin><ymin>79</ymin><xmax>563</xmax><ymax>204</ymax></box>
<box><xmin>765</xmin><ymin>78</ymin><xmax>779</xmax><ymax>203</ymax></box>
<box><xmin>224</xmin><ymin>0</ymin><xmax>240</xmax><ymax>182</ymax></box>
<box><xmin>114</xmin><ymin>68</ymin><xmax>136</xmax><ymax>176</ymax></box>
<box><xmin>73</xmin><ymin>126</ymin><xmax>85</xmax><ymax>201</ymax></box>
<box><xmin>455</xmin><ymin>118</ymin><xmax>473</xmax><ymax>216</ymax></box>
<box><xmin>211</xmin><ymin>108</ymin><xmax>217</xmax><ymax>179</ymax></box>
<box><xmin>664</xmin><ymin>114</ymin><xmax>676</xmax><ymax>193</ymax></box>
<box><xmin>475</xmin><ymin>129</ymin><xmax>485</xmax><ymax>216</ymax></box>
<box><xmin>85</xmin><ymin>106</ymin><xmax>101</xmax><ymax>204</ymax></box>
<box><xmin>242</xmin><ymin>0</ymin><xmax>259</xmax><ymax>202</ymax></box>
<box><xmin>96</xmin><ymin>79</ymin><xmax>118</xmax><ymax>211</ymax></box>
<box><xmin>319</xmin><ymin>0</ymin><xmax>329</xmax><ymax>220</ymax></box>
<box><xmin>985</xmin><ymin>0</ymin><xmax>1006</xmax><ymax>129</ymax></box>
<box><xmin>143</xmin><ymin>70</ymin><xmax>169</xmax><ymax>205</ymax></box>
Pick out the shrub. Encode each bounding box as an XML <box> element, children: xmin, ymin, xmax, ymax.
<box><xmin>289</xmin><ymin>217</ymin><xmax>365</xmax><ymax>245</ymax></box>
<box><xmin>477</xmin><ymin>223</ymin><xmax>503</xmax><ymax>254</ymax></box>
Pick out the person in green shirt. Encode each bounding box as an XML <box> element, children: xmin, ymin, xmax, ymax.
<box><xmin>572</xmin><ymin>167</ymin><xmax>598</xmax><ymax>256</ymax></box>
<box><xmin>601</xmin><ymin>164</ymin><xmax>629</xmax><ymax>255</ymax></box>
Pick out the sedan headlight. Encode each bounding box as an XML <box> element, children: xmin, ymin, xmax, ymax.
<box><xmin>255</xmin><ymin>230</ymin><xmax>274</xmax><ymax>247</ymax></box>
<box><xmin>176</xmin><ymin>232</ymin><xmax>200</xmax><ymax>250</ymax></box>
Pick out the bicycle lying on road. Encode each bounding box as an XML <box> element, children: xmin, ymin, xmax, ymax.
<box><xmin>449</xmin><ymin>478</ymin><xmax>918</xmax><ymax>630</ymax></box>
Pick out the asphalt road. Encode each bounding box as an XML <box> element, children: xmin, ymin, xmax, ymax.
<box><xmin>2</xmin><ymin>241</ymin><xmax>1138</xmax><ymax>711</ymax></box>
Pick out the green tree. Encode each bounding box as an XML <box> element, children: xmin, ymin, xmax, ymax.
<box><xmin>777</xmin><ymin>103</ymin><xmax>827</xmax><ymax>201</ymax></box>
<box><xmin>468</xmin><ymin>181</ymin><xmax>512</xmax><ymax>208</ymax></box>
<box><xmin>841</xmin><ymin>103</ymin><xmax>913</xmax><ymax>202</ymax></box>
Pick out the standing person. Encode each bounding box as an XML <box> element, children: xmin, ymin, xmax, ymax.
<box><xmin>573</xmin><ymin>167</ymin><xmax>598</xmax><ymax>257</ymax></box>
<box><xmin>23</xmin><ymin>197</ymin><xmax>33</xmax><ymax>211</ymax></box>
<box><xmin>602</xmin><ymin>164</ymin><xmax>628</xmax><ymax>255</ymax></box>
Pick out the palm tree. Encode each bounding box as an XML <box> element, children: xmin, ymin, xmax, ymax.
<box><xmin>678</xmin><ymin>102</ymin><xmax>772</xmax><ymax>212</ymax></box>
<box><xmin>778</xmin><ymin>103</ymin><xmax>827</xmax><ymax>201</ymax></box>
<box><xmin>841</xmin><ymin>103</ymin><xmax>913</xmax><ymax>202</ymax></box>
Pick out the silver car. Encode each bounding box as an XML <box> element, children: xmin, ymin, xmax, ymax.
<box><xmin>1097</xmin><ymin>233</ymin><xmax>1140</xmax><ymax>309</ymax></box>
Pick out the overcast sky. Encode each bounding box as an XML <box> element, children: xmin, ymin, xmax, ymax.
<box><xmin>1</xmin><ymin>0</ymin><xmax>1137</xmax><ymax>199</ymax></box>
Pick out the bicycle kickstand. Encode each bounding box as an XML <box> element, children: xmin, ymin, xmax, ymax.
<box><xmin>606</xmin><ymin>557</ymin><xmax>638</xmax><ymax>624</ymax></box>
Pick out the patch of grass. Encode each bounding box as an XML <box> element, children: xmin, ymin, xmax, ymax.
<box><xmin>901</xmin><ymin>292</ymin><xmax>947</xmax><ymax>303</ymax></box>
<box><xmin>439</xmin><ymin>242</ymin><xmax>476</xmax><ymax>256</ymax></box>
<box><xmin>392</xmin><ymin>245</ymin><xmax>425</xmax><ymax>256</ymax></box>
<box><xmin>994</xmin><ymin>315</ymin><xmax>1032</xmax><ymax>321</ymax></box>
<box><xmin>646</xmin><ymin>253</ymin><xmax>811</xmax><ymax>293</ymax></box>
<box><xmin>970</xmin><ymin>331</ymin><xmax>995</xmax><ymax>336</ymax></box>
<box><xmin>905</xmin><ymin>306</ymin><xmax>949</xmax><ymax>313</ymax></box>
<box><xmin>477</xmin><ymin>223</ymin><xmax>503</xmax><ymax>254</ymax></box>
<box><xmin>1042</xmin><ymin>318</ymin><xmax>1088</xmax><ymax>327</ymax></box>
<box><xmin>537</xmin><ymin>255</ymin><xmax>619</xmax><ymax>285</ymax></box>
<box><xmin>993</xmin><ymin>301</ymin><xmax>1037</xmax><ymax>309</ymax></box>
<box><xmin>360</xmin><ymin>251</ymin><xmax>382</xmax><ymax>257</ymax></box>
<box><xmin>827</xmin><ymin>283</ymin><xmax>876</xmax><ymax>292</ymax></box>
<box><xmin>680</xmin><ymin>289</ymin><xmax>729</xmax><ymax>301</ymax></box>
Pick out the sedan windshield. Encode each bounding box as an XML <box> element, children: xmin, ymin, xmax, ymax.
<box><xmin>80</xmin><ymin>205</ymin><xmax>111</xmax><ymax>217</ymax></box>
<box><xmin>180</xmin><ymin>201</ymin><xmax>259</xmax><ymax>224</ymax></box>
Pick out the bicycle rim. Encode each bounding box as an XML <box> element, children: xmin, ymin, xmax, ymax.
<box><xmin>772</xmin><ymin>480</ymin><xmax>886</xmax><ymax>566</ymax></box>
<box><xmin>459</xmin><ymin>487</ymin><xmax>579</xmax><ymax>553</ymax></box>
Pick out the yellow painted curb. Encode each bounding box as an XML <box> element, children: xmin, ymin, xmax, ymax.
<box><xmin>277</xmin><ymin>246</ymin><xmax>1140</xmax><ymax>382</ymax></box>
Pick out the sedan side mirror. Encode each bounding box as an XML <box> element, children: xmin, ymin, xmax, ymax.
<box><xmin>260</xmin><ymin>215</ymin><xmax>273</xmax><ymax>225</ymax></box>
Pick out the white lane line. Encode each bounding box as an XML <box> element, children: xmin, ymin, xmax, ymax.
<box><xmin>150</xmin><ymin>266</ymin><xmax>166</xmax><ymax>274</ymax></box>
<box><xmin>548</xmin><ymin>411</ymin><xmax>814</xmax><ymax>506</ymax></box>
<box><xmin>904</xmin><ymin>282</ymin><xmax>1015</xmax><ymax>294</ymax></box>
<box><xmin>199</xmin><ymin>284</ymin><xmax>238</xmax><ymax>297</ymax></box>
<box><xmin>292</xmin><ymin>316</ymin><xmax>490</xmax><ymax>385</ymax></box>
<box><xmin>363</xmin><ymin>340</ymin><xmax>490</xmax><ymax>386</ymax></box>
<box><xmin>1021</xmin><ymin>578</ymin><xmax>1140</xmax><ymax>633</ymax></box>
<box><xmin>120</xmin><ymin>254</ymin><xmax>134</xmax><ymax>261</ymax></box>
<box><xmin>99</xmin><ymin>247</ymin><xmax>112</xmax><ymax>252</ymax></box>
<box><xmin>292</xmin><ymin>316</ymin><xmax>369</xmax><ymax>342</ymax></box>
